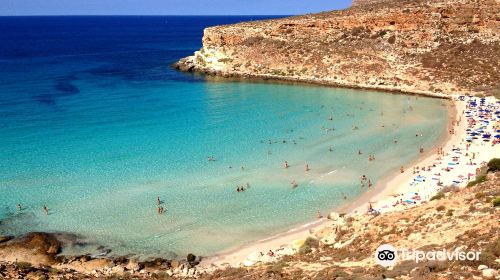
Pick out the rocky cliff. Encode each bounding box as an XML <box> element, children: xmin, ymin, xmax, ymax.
<box><xmin>176</xmin><ymin>0</ymin><xmax>500</xmax><ymax>97</ymax></box>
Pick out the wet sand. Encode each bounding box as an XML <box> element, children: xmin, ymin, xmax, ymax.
<box><xmin>201</xmin><ymin>97</ymin><xmax>464</xmax><ymax>267</ymax></box>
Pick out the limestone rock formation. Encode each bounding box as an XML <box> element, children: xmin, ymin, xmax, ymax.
<box><xmin>176</xmin><ymin>0</ymin><xmax>500</xmax><ymax>97</ymax></box>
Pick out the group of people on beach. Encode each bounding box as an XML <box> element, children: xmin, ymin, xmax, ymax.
<box><xmin>366</xmin><ymin>96</ymin><xmax>499</xmax><ymax>215</ymax></box>
<box><xmin>236</xmin><ymin>183</ymin><xmax>250</xmax><ymax>192</ymax></box>
<box><xmin>283</xmin><ymin>161</ymin><xmax>310</xmax><ymax>171</ymax></box>
<box><xmin>360</xmin><ymin>175</ymin><xmax>373</xmax><ymax>188</ymax></box>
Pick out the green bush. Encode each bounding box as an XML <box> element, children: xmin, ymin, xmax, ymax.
<box><xmin>492</xmin><ymin>197</ymin><xmax>500</xmax><ymax>207</ymax></box>
<box><xmin>303</xmin><ymin>237</ymin><xmax>320</xmax><ymax>248</ymax></box>
<box><xmin>379</xmin><ymin>30</ymin><xmax>388</xmax><ymax>37</ymax></box>
<box><xmin>479</xmin><ymin>238</ymin><xmax>500</xmax><ymax>268</ymax></box>
<box><xmin>466</xmin><ymin>174</ymin><xmax>487</xmax><ymax>188</ymax></box>
<box><xmin>475</xmin><ymin>192</ymin><xmax>485</xmax><ymax>199</ymax></box>
<box><xmin>298</xmin><ymin>245</ymin><xmax>312</xmax><ymax>255</ymax></box>
<box><xmin>436</xmin><ymin>205</ymin><xmax>446</xmax><ymax>211</ymax></box>
<box><xmin>16</xmin><ymin>262</ymin><xmax>33</xmax><ymax>270</ymax></box>
<box><xmin>266</xmin><ymin>260</ymin><xmax>287</xmax><ymax>274</ymax></box>
<box><xmin>430</xmin><ymin>192</ymin><xmax>445</xmax><ymax>201</ymax></box>
<box><xmin>187</xmin><ymin>253</ymin><xmax>196</xmax><ymax>262</ymax></box>
<box><xmin>217</xmin><ymin>58</ymin><xmax>233</xmax><ymax>63</ymax></box>
<box><xmin>487</xmin><ymin>158</ymin><xmax>500</xmax><ymax>172</ymax></box>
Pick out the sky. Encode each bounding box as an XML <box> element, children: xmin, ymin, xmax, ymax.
<box><xmin>0</xmin><ymin>0</ymin><xmax>352</xmax><ymax>16</ymax></box>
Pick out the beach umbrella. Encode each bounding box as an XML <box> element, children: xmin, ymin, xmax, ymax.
<box><xmin>495</xmin><ymin>135</ymin><xmax>500</xmax><ymax>139</ymax></box>
<box><xmin>291</xmin><ymin>239</ymin><xmax>305</xmax><ymax>249</ymax></box>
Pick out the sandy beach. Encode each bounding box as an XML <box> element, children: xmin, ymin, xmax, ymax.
<box><xmin>201</xmin><ymin>95</ymin><xmax>499</xmax><ymax>268</ymax></box>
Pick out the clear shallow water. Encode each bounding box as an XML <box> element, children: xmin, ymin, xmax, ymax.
<box><xmin>0</xmin><ymin>16</ymin><xmax>448</xmax><ymax>259</ymax></box>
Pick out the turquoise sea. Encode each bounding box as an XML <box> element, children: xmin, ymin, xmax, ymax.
<box><xmin>0</xmin><ymin>16</ymin><xmax>448</xmax><ymax>259</ymax></box>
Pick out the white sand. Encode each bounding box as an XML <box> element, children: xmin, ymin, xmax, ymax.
<box><xmin>200</xmin><ymin>95</ymin><xmax>500</xmax><ymax>268</ymax></box>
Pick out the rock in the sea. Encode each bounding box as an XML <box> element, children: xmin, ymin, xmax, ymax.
<box><xmin>0</xmin><ymin>235</ymin><xmax>14</xmax><ymax>244</ymax></box>
<box><xmin>187</xmin><ymin>253</ymin><xmax>196</xmax><ymax>263</ymax></box>
<box><xmin>0</xmin><ymin>232</ymin><xmax>62</xmax><ymax>265</ymax></box>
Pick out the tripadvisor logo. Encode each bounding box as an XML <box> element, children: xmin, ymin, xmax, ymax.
<box><xmin>375</xmin><ymin>244</ymin><xmax>397</xmax><ymax>267</ymax></box>
<box><xmin>375</xmin><ymin>244</ymin><xmax>481</xmax><ymax>267</ymax></box>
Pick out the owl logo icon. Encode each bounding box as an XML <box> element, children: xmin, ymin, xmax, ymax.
<box><xmin>375</xmin><ymin>244</ymin><xmax>397</xmax><ymax>267</ymax></box>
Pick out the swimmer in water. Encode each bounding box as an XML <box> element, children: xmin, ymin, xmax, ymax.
<box><xmin>316</xmin><ymin>210</ymin><xmax>322</xmax><ymax>219</ymax></box>
<box><xmin>43</xmin><ymin>205</ymin><xmax>49</xmax><ymax>215</ymax></box>
<box><xmin>284</xmin><ymin>161</ymin><xmax>289</xmax><ymax>169</ymax></box>
<box><xmin>305</xmin><ymin>164</ymin><xmax>310</xmax><ymax>172</ymax></box>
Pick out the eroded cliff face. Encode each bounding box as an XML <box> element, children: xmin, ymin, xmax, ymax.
<box><xmin>176</xmin><ymin>0</ymin><xmax>500</xmax><ymax>97</ymax></box>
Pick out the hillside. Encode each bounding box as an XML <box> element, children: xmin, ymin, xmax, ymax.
<box><xmin>176</xmin><ymin>0</ymin><xmax>500</xmax><ymax>97</ymax></box>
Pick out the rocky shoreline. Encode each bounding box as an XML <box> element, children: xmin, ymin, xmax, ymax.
<box><xmin>175</xmin><ymin>0</ymin><xmax>499</xmax><ymax>98</ymax></box>
<box><xmin>0</xmin><ymin>232</ymin><xmax>207</xmax><ymax>279</ymax></box>
<box><xmin>1</xmin><ymin>170</ymin><xmax>499</xmax><ymax>279</ymax></box>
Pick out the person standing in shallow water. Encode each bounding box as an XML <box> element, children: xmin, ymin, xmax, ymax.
<box><xmin>316</xmin><ymin>210</ymin><xmax>322</xmax><ymax>219</ymax></box>
<box><xmin>43</xmin><ymin>205</ymin><xmax>49</xmax><ymax>215</ymax></box>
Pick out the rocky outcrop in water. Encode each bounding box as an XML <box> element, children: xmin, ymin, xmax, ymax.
<box><xmin>176</xmin><ymin>0</ymin><xmax>500</xmax><ymax>97</ymax></box>
<box><xmin>0</xmin><ymin>232</ymin><xmax>62</xmax><ymax>265</ymax></box>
